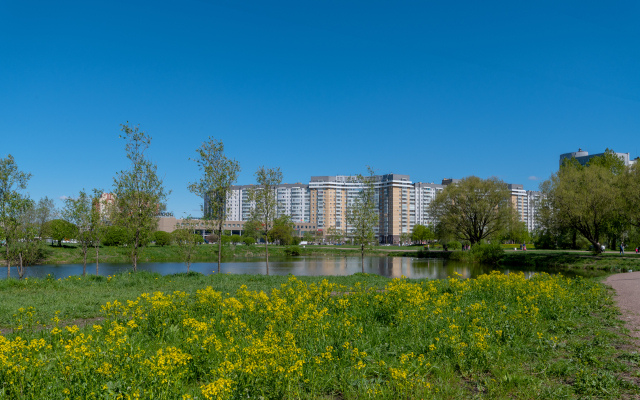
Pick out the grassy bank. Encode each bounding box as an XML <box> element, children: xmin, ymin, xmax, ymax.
<box><xmin>0</xmin><ymin>271</ymin><xmax>638</xmax><ymax>399</ymax></box>
<box><xmin>10</xmin><ymin>243</ymin><xmax>414</xmax><ymax>265</ymax></box>
<box><xmin>405</xmin><ymin>249</ymin><xmax>640</xmax><ymax>272</ymax></box>
<box><xmin>500</xmin><ymin>250</ymin><xmax>640</xmax><ymax>272</ymax></box>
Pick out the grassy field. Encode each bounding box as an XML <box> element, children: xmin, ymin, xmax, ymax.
<box><xmin>0</xmin><ymin>271</ymin><xmax>638</xmax><ymax>399</ymax></box>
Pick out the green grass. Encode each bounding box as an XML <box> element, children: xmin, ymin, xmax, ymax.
<box><xmin>0</xmin><ymin>271</ymin><xmax>638</xmax><ymax>399</ymax></box>
<box><xmin>500</xmin><ymin>250</ymin><xmax>640</xmax><ymax>272</ymax></box>
<box><xmin>0</xmin><ymin>272</ymin><xmax>392</xmax><ymax>329</ymax></box>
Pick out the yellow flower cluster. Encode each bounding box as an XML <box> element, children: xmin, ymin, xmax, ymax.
<box><xmin>0</xmin><ymin>271</ymin><xmax>606</xmax><ymax>398</ymax></box>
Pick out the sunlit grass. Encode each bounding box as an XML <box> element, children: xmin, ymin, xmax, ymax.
<box><xmin>1</xmin><ymin>271</ymin><xmax>637</xmax><ymax>399</ymax></box>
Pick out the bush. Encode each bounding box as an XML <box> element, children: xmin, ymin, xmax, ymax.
<box><xmin>471</xmin><ymin>242</ymin><xmax>504</xmax><ymax>264</ymax></box>
<box><xmin>447</xmin><ymin>241</ymin><xmax>462</xmax><ymax>250</ymax></box>
<box><xmin>193</xmin><ymin>234</ymin><xmax>204</xmax><ymax>244</ymax></box>
<box><xmin>230</xmin><ymin>235</ymin><xmax>242</xmax><ymax>244</ymax></box>
<box><xmin>283</xmin><ymin>246</ymin><xmax>303</xmax><ymax>256</ymax></box>
<box><xmin>102</xmin><ymin>226</ymin><xmax>128</xmax><ymax>247</ymax></box>
<box><xmin>154</xmin><ymin>231</ymin><xmax>172</xmax><ymax>247</ymax></box>
<box><xmin>242</xmin><ymin>236</ymin><xmax>256</xmax><ymax>246</ymax></box>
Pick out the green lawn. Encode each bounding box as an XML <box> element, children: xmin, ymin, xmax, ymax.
<box><xmin>0</xmin><ymin>271</ymin><xmax>638</xmax><ymax>399</ymax></box>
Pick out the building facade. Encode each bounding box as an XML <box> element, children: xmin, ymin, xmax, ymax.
<box><xmin>559</xmin><ymin>148</ymin><xmax>637</xmax><ymax>167</ymax></box>
<box><xmin>195</xmin><ymin>174</ymin><xmax>544</xmax><ymax>243</ymax></box>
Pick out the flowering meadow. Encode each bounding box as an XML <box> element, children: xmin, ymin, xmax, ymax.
<box><xmin>0</xmin><ymin>271</ymin><xmax>638</xmax><ymax>399</ymax></box>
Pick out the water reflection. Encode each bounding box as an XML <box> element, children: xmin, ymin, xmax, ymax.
<box><xmin>6</xmin><ymin>256</ymin><xmax>598</xmax><ymax>280</ymax></box>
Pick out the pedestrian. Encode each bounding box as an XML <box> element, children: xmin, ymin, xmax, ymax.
<box><xmin>620</xmin><ymin>242</ymin><xmax>624</xmax><ymax>255</ymax></box>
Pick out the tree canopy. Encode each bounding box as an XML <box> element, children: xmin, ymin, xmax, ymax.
<box><xmin>429</xmin><ymin>176</ymin><xmax>514</xmax><ymax>246</ymax></box>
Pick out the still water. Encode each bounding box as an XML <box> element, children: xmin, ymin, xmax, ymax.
<box><xmin>7</xmin><ymin>256</ymin><xmax>599</xmax><ymax>280</ymax></box>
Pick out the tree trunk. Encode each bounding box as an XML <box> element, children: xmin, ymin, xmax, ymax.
<box><xmin>265</xmin><ymin>234</ymin><xmax>269</xmax><ymax>276</ymax></box>
<box><xmin>6</xmin><ymin>243</ymin><xmax>10</xmax><ymax>279</ymax></box>
<box><xmin>95</xmin><ymin>246</ymin><xmax>99</xmax><ymax>275</ymax></box>
<box><xmin>18</xmin><ymin>252</ymin><xmax>23</xmax><ymax>279</ymax></box>
<box><xmin>217</xmin><ymin>227</ymin><xmax>222</xmax><ymax>274</ymax></box>
<box><xmin>82</xmin><ymin>245</ymin><xmax>87</xmax><ymax>276</ymax></box>
<box><xmin>361</xmin><ymin>243</ymin><xmax>364</xmax><ymax>273</ymax></box>
<box><xmin>133</xmin><ymin>230</ymin><xmax>138</xmax><ymax>272</ymax></box>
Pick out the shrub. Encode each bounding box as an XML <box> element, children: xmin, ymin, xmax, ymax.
<box><xmin>154</xmin><ymin>231</ymin><xmax>172</xmax><ymax>247</ymax></box>
<box><xmin>283</xmin><ymin>246</ymin><xmax>303</xmax><ymax>256</ymax></box>
<box><xmin>102</xmin><ymin>226</ymin><xmax>129</xmax><ymax>247</ymax></box>
<box><xmin>447</xmin><ymin>241</ymin><xmax>462</xmax><ymax>250</ymax></box>
<box><xmin>242</xmin><ymin>236</ymin><xmax>255</xmax><ymax>246</ymax></box>
<box><xmin>230</xmin><ymin>235</ymin><xmax>242</xmax><ymax>244</ymax></box>
<box><xmin>471</xmin><ymin>242</ymin><xmax>504</xmax><ymax>264</ymax></box>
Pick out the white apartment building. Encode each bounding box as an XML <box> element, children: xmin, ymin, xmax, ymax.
<box><xmin>414</xmin><ymin>182</ymin><xmax>444</xmax><ymax>227</ymax></box>
<box><xmin>203</xmin><ymin>175</ymin><xmax>543</xmax><ymax>242</ymax></box>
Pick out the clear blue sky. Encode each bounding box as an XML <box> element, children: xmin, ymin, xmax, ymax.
<box><xmin>2</xmin><ymin>0</ymin><xmax>639</xmax><ymax>217</ymax></box>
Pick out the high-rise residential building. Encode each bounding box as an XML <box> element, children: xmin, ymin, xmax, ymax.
<box><xmin>526</xmin><ymin>190</ymin><xmax>542</xmax><ymax>232</ymax></box>
<box><xmin>308</xmin><ymin>174</ymin><xmax>415</xmax><ymax>244</ymax></box>
<box><xmin>559</xmin><ymin>148</ymin><xmax>637</xmax><ymax>167</ymax></box>
<box><xmin>204</xmin><ymin>174</ymin><xmax>544</xmax><ymax>242</ymax></box>
<box><xmin>414</xmin><ymin>182</ymin><xmax>444</xmax><ymax>227</ymax></box>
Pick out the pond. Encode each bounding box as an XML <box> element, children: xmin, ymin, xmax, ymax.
<box><xmin>4</xmin><ymin>256</ymin><xmax>603</xmax><ymax>280</ymax></box>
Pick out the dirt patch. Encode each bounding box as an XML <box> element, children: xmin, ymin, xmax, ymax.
<box><xmin>605</xmin><ymin>272</ymin><xmax>640</xmax><ymax>340</ymax></box>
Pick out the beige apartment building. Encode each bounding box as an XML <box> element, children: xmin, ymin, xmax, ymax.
<box><xmin>165</xmin><ymin>174</ymin><xmax>543</xmax><ymax>244</ymax></box>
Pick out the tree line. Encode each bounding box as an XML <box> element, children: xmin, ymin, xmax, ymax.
<box><xmin>0</xmin><ymin>123</ymin><xmax>380</xmax><ymax>278</ymax></box>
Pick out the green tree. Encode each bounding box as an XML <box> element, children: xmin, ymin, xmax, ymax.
<box><xmin>326</xmin><ymin>226</ymin><xmax>344</xmax><ymax>244</ymax></box>
<box><xmin>34</xmin><ymin>196</ymin><xmax>57</xmax><ymax>239</ymax></box>
<box><xmin>103</xmin><ymin>225</ymin><xmax>128</xmax><ymax>247</ymax></box>
<box><xmin>399</xmin><ymin>232</ymin><xmax>411</xmax><ymax>246</ymax></box>
<box><xmin>10</xmin><ymin>199</ymin><xmax>42</xmax><ymax>279</ymax></box>
<box><xmin>188</xmin><ymin>137</ymin><xmax>240</xmax><ymax>274</ymax></box>
<box><xmin>154</xmin><ymin>231</ymin><xmax>172</xmax><ymax>247</ymax></box>
<box><xmin>46</xmin><ymin>219</ymin><xmax>77</xmax><ymax>247</ymax></box>
<box><xmin>242</xmin><ymin>219</ymin><xmax>262</xmax><ymax>240</ymax></box>
<box><xmin>111</xmin><ymin>123</ymin><xmax>170</xmax><ymax>271</ymax></box>
<box><xmin>173</xmin><ymin>219</ymin><xmax>200</xmax><ymax>273</ymax></box>
<box><xmin>62</xmin><ymin>189</ymin><xmax>95</xmax><ymax>276</ymax></box>
<box><xmin>540</xmin><ymin>159</ymin><xmax>622</xmax><ymax>254</ymax></box>
<box><xmin>302</xmin><ymin>231</ymin><xmax>314</xmax><ymax>243</ymax></box>
<box><xmin>0</xmin><ymin>155</ymin><xmax>33</xmax><ymax>278</ymax></box>
<box><xmin>429</xmin><ymin>176</ymin><xmax>515</xmax><ymax>246</ymax></box>
<box><xmin>242</xmin><ymin>236</ymin><xmax>255</xmax><ymax>246</ymax></box>
<box><xmin>621</xmin><ymin>162</ymin><xmax>640</xmax><ymax>230</ymax></box>
<box><xmin>268</xmin><ymin>215</ymin><xmax>295</xmax><ymax>245</ymax></box>
<box><xmin>248</xmin><ymin>166</ymin><xmax>282</xmax><ymax>275</ymax></box>
<box><xmin>346</xmin><ymin>166</ymin><xmax>378</xmax><ymax>273</ymax></box>
<box><xmin>501</xmin><ymin>221</ymin><xmax>531</xmax><ymax>244</ymax></box>
<box><xmin>411</xmin><ymin>224</ymin><xmax>434</xmax><ymax>244</ymax></box>
<box><xmin>90</xmin><ymin>189</ymin><xmax>109</xmax><ymax>275</ymax></box>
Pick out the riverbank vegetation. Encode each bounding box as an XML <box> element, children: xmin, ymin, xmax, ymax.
<box><xmin>1</xmin><ymin>271</ymin><xmax>639</xmax><ymax>399</ymax></box>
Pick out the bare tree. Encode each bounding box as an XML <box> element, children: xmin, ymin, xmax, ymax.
<box><xmin>112</xmin><ymin>123</ymin><xmax>170</xmax><ymax>271</ymax></box>
<box><xmin>248</xmin><ymin>166</ymin><xmax>282</xmax><ymax>275</ymax></box>
<box><xmin>0</xmin><ymin>155</ymin><xmax>32</xmax><ymax>278</ymax></box>
<box><xmin>188</xmin><ymin>137</ymin><xmax>240</xmax><ymax>274</ymax></box>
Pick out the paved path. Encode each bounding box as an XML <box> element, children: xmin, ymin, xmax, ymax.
<box><xmin>605</xmin><ymin>271</ymin><xmax>640</xmax><ymax>339</ymax></box>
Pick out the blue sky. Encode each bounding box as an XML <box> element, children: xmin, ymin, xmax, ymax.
<box><xmin>2</xmin><ymin>0</ymin><xmax>639</xmax><ymax>217</ymax></box>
